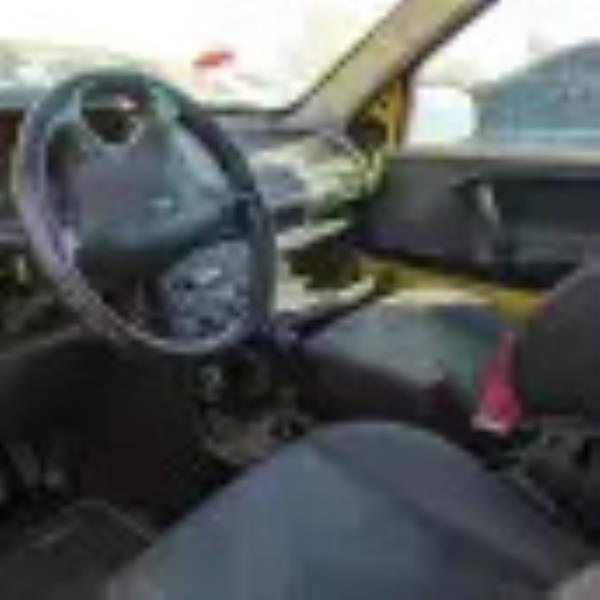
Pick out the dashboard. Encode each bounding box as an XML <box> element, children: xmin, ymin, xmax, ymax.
<box><xmin>237</xmin><ymin>127</ymin><xmax>376</xmax><ymax>229</ymax></box>
<box><xmin>363</xmin><ymin>150</ymin><xmax>600</xmax><ymax>286</ymax></box>
<box><xmin>0</xmin><ymin>108</ymin><xmax>377</xmax><ymax>338</ymax></box>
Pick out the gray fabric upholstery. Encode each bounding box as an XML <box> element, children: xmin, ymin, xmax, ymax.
<box><xmin>517</xmin><ymin>264</ymin><xmax>600</xmax><ymax>419</ymax></box>
<box><xmin>107</xmin><ymin>423</ymin><xmax>590</xmax><ymax>600</ymax></box>
<box><xmin>305</xmin><ymin>263</ymin><xmax>600</xmax><ymax>425</ymax></box>
<box><xmin>303</xmin><ymin>297</ymin><xmax>506</xmax><ymax>427</ymax></box>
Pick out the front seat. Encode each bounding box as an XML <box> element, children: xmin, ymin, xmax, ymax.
<box><xmin>303</xmin><ymin>264</ymin><xmax>600</xmax><ymax>437</ymax></box>
<box><xmin>107</xmin><ymin>423</ymin><xmax>590</xmax><ymax>600</ymax></box>
<box><xmin>303</xmin><ymin>288</ymin><xmax>509</xmax><ymax>436</ymax></box>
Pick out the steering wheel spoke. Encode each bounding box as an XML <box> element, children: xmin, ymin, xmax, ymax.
<box><xmin>106</xmin><ymin>279</ymin><xmax>159</xmax><ymax>332</ymax></box>
<box><xmin>149</xmin><ymin>85</ymin><xmax>183</xmax><ymax>128</ymax></box>
<box><xmin>48</xmin><ymin>92</ymin><xmax>108</xmax><ymax>159</ymax></box>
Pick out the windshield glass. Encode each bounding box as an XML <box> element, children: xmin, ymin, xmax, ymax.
<box><xmin>0</xmin><ymin>0</ymin><xmax>400</xmax><ymax>110</ymax></box>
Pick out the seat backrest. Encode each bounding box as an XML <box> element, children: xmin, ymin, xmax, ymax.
<box><xmin>516</xmin><ymin>264</ymin><xmax>600</xmax><ymax>419</ymax></box>
<box><xmin>551</xmin><ymin>565</ymin><xmax>600</xmax><ymax>599</ymax></box>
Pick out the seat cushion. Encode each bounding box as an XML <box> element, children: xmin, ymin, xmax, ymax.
<box><xmin>107</xmin><ymin>423</ymin><xmax>590</xmax><ymax>600</ymax></box>
<box><xmin>303</xmin><ymin>290</ymin><xmax>508</xmax><ymax>433</ymax></box>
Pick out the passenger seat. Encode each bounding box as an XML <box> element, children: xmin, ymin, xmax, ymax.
<box><xmin>303</xmin><ymin>288</ymin><xmax>508</xmax><ymax>440</ymax></box>
<box><xmin>303</xmin><ymin>263</ymin><xmax>600</xmax><ymax>446</ymax></box>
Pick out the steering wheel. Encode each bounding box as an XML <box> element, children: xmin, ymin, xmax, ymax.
<box><xmin>14</xmin><ymin>70</ymin><xmax>275</xmax><ymax>357</ymax></box>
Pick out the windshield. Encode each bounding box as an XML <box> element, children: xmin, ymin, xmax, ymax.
<box><xmin>0</xmin><ymin>0</ymin><xmax>401</xmax><ymax>110</ymax></box>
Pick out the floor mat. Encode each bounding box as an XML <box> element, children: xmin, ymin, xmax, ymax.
<box><xmin>0</xmin><ymin>500</ymin><xmax>151</xmax><ymax>599</ymax></box>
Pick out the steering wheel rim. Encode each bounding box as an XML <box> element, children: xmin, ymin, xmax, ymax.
<box><xmin>15</xmin><ymin>69</ymin><xmax>275</xmax><ymax>357</ymax></box>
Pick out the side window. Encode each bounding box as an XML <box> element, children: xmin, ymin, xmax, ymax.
<box><xmin>405</xmin><ymin>0</ymin><xmax>600</xmax><ymax>152</ymax></box>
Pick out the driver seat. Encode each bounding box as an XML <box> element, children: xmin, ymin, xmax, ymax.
<box><xmin>107</xmin><ymin>423</ymin><xmax>590</xmax><ymax>599</ymax></box>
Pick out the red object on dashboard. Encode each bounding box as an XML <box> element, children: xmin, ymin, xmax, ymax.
<box><xmin>194</xmin><ymin>50</ymin><xmax>235</xmax><ymax>70</ymax></box>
